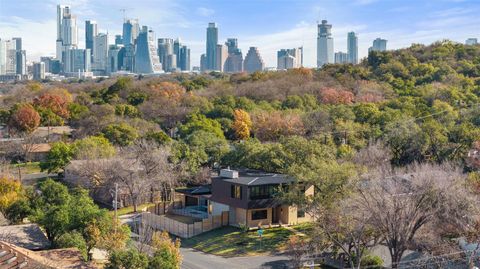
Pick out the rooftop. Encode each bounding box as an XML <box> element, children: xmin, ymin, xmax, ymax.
<box><xmin>0</xmin><ymin>224</ymin><xmax>50</xmax><ymax>250</ymax></box>
<box><xmin>214</xmin><ymin>169</ymin><xmax>294</xmax><ymax>186</ymax></box>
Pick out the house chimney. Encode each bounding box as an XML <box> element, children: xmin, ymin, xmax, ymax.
<box><xmin>220</xmin><ymin>169</ymin><xmax>238</xmax><ymax>179</ymax></box>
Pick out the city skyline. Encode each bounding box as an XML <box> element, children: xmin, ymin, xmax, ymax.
<box><xmin>1</xmin><ymin>0</ymin><xmax>480</xmax><ymax>68</ymax></box>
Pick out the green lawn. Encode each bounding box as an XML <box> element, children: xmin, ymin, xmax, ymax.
<box><xmin>11</xmin><ymin>162</ymin><xmax>42</xmax><ymax>174</ymax></box>
<box><xmin>181</xmin><ymin>226</ymin><xmax>294</xmax><ymax>257</ymax></box>
<box><xmin>110</xmin><ymin>203</ymin><xmax>156</xmax><ymax>216</ymax></box>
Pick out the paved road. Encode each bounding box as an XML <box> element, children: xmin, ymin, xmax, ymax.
<box><xmin>180</xmin><ymin>247</ymin><xmax>290</xmax><ymax>269</ymax></box>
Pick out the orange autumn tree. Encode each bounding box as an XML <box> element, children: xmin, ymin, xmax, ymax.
<box><xmin>252</xmin><ymin>111</ymin><xmax>305</xmax><ymax>141</ymax></box>
<box><xmin>232</xmin><ymin>109</ymin><xmax>252</xmax><ymax>140</ymax></box>
<box><xmin>150</xmin><ymin>230</ymin><xmax>182</xmax><ymax>269</ymax></box>
<box><xmin>10</xmin><ymin>104</ymin><xmax>41</xmax><ymax>133</ymax></box>
<box><xmin>320</xmin><ymin>87</ymin><xmax>354</xmax><ymax>105</ymax></box>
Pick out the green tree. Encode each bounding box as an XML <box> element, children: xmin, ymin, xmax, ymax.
<box><xmin>105</xmin><ymin>249</ymin><xmax>149</xmax><ymax>269</ymax></box>
<box><xmin>178</xmin><ymin>114</ymin><xmax>224</xmax><ymax>139</ymax></box>
<box><xmin>184</xmin><ymin>130</ymin><xmax>230</xmax><ymax>167</ymax></box>
<box><xmin>5</xmin><ymin>198</ymin><xmax>31</xmax><ymax>224</ymax></box>
<box><xmin>40</xmin><ymin>142</ymin><xmax>74</xmax><ymax>173</ymax></box>
<box><xmin>72</xmin><ymin>136</ymin><xmax>116</xmax><ymax>159</ymax></box>
<box><xmin>56</xmin><ymin>231</ymin><xmax>88</xmax><ymax>261</ymax></box>
<box><xmin>102</xmin><ymin>123</ymin><xmax>139</xmax><ymax>146</ymax></box>
<box><xmin>149</xmin><ymin>231</ymin><xmax>182</xmax><ymax>269</ymax></box>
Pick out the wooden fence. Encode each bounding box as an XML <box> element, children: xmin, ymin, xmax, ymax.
<box><xmin>141</xmin><ymin>211</ymin><xmax>229</xmax><ymax>238</ymax></box>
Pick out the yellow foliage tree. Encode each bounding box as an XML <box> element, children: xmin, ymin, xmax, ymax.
<box><xmin>233</xmin><ymin>109</ymin><xmax>252</xmax><ymax>140</ymax></box>
<box><xmin>0</xmin><ymin>177</ymin><xmax>22</xmax><ymax>214</ymax></box>
<box><xmin>151</xmin><ymin>230</ymin><xmax>182</xmax><ymax>269</ymax></box>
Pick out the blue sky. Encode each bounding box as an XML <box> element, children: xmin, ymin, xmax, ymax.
<box><xmin>1</xmin><ymin>0</ymin><xmax>479</xmax><ymax>67</ymax></box>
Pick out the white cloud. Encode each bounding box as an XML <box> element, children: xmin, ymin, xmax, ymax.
<box><xmin>196</xmin><ymin>7</ymin><xmax>215</xmax><ymax>17</ymax></box>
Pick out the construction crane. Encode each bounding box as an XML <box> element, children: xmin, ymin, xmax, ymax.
<box><xmin>119</xmin><ymin>8</ymin><xmax>132</xmax><ymax>22</ymax></box>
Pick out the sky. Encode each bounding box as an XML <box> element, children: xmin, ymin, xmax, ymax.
<box><xmin>0</xmin><ymin>0</ymin><xmax>479</xmax><ymax>67</ymax></box>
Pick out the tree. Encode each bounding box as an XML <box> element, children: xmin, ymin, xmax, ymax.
<box><xmin>56</xmin><ymin>231</ymin><xmax>88</xmax><ymax>261</ymax></box>
<box><xmin>285</xmin><ymin>235</ymin><xmax>309</xmax><ymax>269</ymax></box>
<box><xmin>232</xmin><ymin>109</ymin><xmax>252</xmax><ymax>140</ymax></box>
<box><xmin>0</xmin><ymin>177</ymin><xmax>22</xmax><ymax>214</ymax></box>
<box><xmin>105</xmin><ymin>248</ymin><xmax>149</xmax><ymax>269</ymax></box>
<box><xmin>184</xmin><ymin>130</ymin><xmax>229</xmax><ymax>167</ymax></box>
<box><xmin>5</xmin><ymin>198</ymin><xmax>31</xmax><ymax>224</ymax></box>
<box><xmin>149</xmin><ymin>231</ymin><xmax>182</xmax><ymax>269</ymax></box>
<box><xmin>102</xmin><ymin>123</ymin><xmax>139</xmax><ymax>146</ymax></box>
<box><xmin>356</xmin><ymin>163</ymin><xmax>477</xmax><ymax>268</ymax></box>
<box><xmin>178</xmin><ymin>114</ymin><xmax>225</xmax><ymax>139</ymax></box>
<box><xmin>72</xmin><ymin>136</ymin><xmax>116</xmax><ymax>160</ymax></box>
<box><xmin>40</xmin><ymin>142</ymin><xmax>74</xmax><ymax>173</ymax></box>
<box><xmin>252</xmin><ymin>111</ymin><xmax>305</xmax><ymax>141</ymax></box>
<box><xmin>9</xmin><ymin>104</ymin><xmax>41</xmax><ymax>133</ymax></box>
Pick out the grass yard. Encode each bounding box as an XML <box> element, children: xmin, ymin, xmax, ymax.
<box><xmin>182</xmin><ymin>226</ymin><xmax>294</xmax><ymax>257</ymax></box>
<box><xmin>11</xmin><ymin>162</ymin><xmax>42</xmax><ymax>174</ymax></box>
<box><xmin>110</xmin><ymin>203</ymin><xmax>156</xmax><ymax>216</ymax></box>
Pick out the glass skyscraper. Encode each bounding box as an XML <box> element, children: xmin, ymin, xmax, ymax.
<box><xmin>135</xmin><ymin>28</ymin><xmax>162</xmax><ymax>74</ymax></box>
<box><xmin>206</xmin><ymin>23</ymin><xmax>218</xmax><ymax>71</ymax></box>
<box><xmin>317</xmin><ymin>20</ymin><xmax>334</xmax><ymax>67</ymax></box>
<box><xmin>85</xmin><ymin>20</ymin><xmax>97</xmax><ymax>58</ymax></box>
<box><xmin>347</xmin><ymin>32</ymin><xmax>358</xmax><ymax>64</ymax></box>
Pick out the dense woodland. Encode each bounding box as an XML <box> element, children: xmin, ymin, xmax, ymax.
<box><xmin>1</xmin><ymin>40</ymin><xmax>480</xmax><ymax>268</ymax></box>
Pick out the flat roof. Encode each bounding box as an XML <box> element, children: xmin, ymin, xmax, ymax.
<box><xmin>214</xmin><ymin>170</ymin><xmax>294</xmax><ymax>186</ymax></box>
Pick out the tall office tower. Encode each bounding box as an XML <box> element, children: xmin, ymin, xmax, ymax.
<box><xmin>224</xmin><ymin>38</ymin><xmax>243</xmax><ymax>73</ymax></box>
<box><xmin>12</xmin><ymin>37</ymin><xmax>26</xmax><ymax>75</ymax></box>
<box><xmin>225</xmin><ymin>38</ymin><xmax>238</xmax><ymax>54</ymax></box>
<box><xmin>277</xmin><ymin>47</ymin><xmax>303</xmax><ymax>70</ymax></box>
<box><xmin>369</xmin><ymin>38</ymin><xmax>387</xmax><ymax>52</ymax></box>
<box><xmin>0</xmin><ymin>39</ymin><xmax>6</xmax><ymax>75</ymax></box>
<box><xmin>4</xmin><ymin>40</ymin><xmax>16</xmax><ymax>74</ymax></box>
<box><xmin>115</xmin><ymin>35</ymin><xmax>123</xmax><ymax>46</ymax></box>
<box><xmin>215</xmin><ymin>44</ymin><xmax>228</xmax><ymax>72</ymax></box>
<box><xmin>15</xmin><ymin>50</ymin><xmax>26</xmax><ymax>75</ymax></box>
<box><xmin>347</xmin><ymin>32</ymin><xmax>358</xmax><ymax>64</ymax></box>
<box><xmin>107</xmin><ymin>45</ymin><xmax>121</xmax><ymax>74</ymax></box>
<box><xmin>33</xmin><ymin>62</ymin><xmax>45</xmax><ymax>80</ymax></box>
<box><xmin>64</xmin><ymin>48</ymin><xmax>91</xmax><ymax>74</ymax></box>
<box><xmin>317</xmin><ymin>20</ymin><xmax>334</xmax><ymax>67</ymax></box>
<box><xmin>335</xmin><ymin>52</ymin><xmax>348</xmax><ymax>64</ymax></box>
<box><xmin>243</xmin><ymin>47</ymin><xmax>265</xmax><ymax>73</ymax></box>
<box><xmin>206</xmin><ymin>22</ymin><xmax>218</xmax><ymax>71</ymax></box>
<box><xmin>135</xmin><ymin>28</ymin><xmax>162</xmax><ymax>74</ymax></box>
<box><xmin>85</xmin><ymin>20</ymin><xmax>97</xmax><ymax>58</ymax></box>
<box><xmin>178</xmin><ymin>45</ymin><xmax>190</xmax><ymax>71</ymax></box>
<box><xmin>123</xmin><ymin>19</ymin><xmax>140</xmax><ymax>72</ymax></box>
<box><xmin>157</xmin><ymin>38</ymin><xmax>175</xmax><ymax>71</ymax></box>
<box><xmin>200</xmin><ymin>54</ymin><xmax>207</xmax><ymax>72</ymax></box>
<box><xmin>123</xmin><ymin>19</ymin><xmax>140</xmax><ymax>46</ymax></box>
<box><xmin>466</xmin><ymin>38</ymin><xmax>478</xmax><ymax>45</ymax></box>
<box><xmin>56</xmin><ymin>5</ymin><xmax>70</xmax><ymax>60</ymax></box>
<box><xmin>93</xmin><ymin>33</ymin><xmax>108</xmax><ymax>75</ymax></box>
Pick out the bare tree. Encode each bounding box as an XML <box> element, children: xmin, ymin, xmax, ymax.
<box><xmin>357</xmin><ymin>162</ymin><xmax>478</xmax><ymax>268</ymax></box>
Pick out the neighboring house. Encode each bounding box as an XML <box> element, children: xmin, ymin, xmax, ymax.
<box><xmin>174</xmin><ymin>169</ymin><xmax>314</xmax><ymax>228</ymax></box>
<box><xmin>0</xmin><ymin>241</ymin><xmax>94</xmax><ymax>269</ymax></box>
<box><xmin>22</xmin><ymin>143</ymin><xmax>51</xmax><ymax>162</ymax></box>
<box><xmin>0</xmin><ymin>224</ymin><xmax>50</xmax><ymax>250</ymax></box>
<box><xmin>32</xmin><ymin>126</ymin><xmax>74</xmax><ymax>142</ymax></box>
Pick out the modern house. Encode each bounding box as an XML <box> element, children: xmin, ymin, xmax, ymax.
<box><xmin>174</xmin><ymin>169</ymin><xmax>314</xmax><ymax>228</ymax></box>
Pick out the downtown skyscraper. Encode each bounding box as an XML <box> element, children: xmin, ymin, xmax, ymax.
<box><xmin>347</xmin><ymin>32</ymin><xmax>358</xmax><ymax>64</ymax></box>
<box><xmin>369</xmin><ymin>38</ymin><xmax>387</xmax><ymax>52</ymax></box>
<box><xmin>135</xmin><ymin>28</ymin><xmax>162</xmax><ymax>74</ymax></box>
<box><xmin>206</xmin><ymin>23</ymin><xmax>218</xmax><ymax>71</ymax></box>
<box><xmin>317</xmin><ymin>20</ymin><xmax>334</xmax><ymax>67</ymax></box>
<box><xmin>85</xmin><ymin>20</ymin><xmax>98</xmax><ymax>59</ymax></box>
<box><xmin>56</xmin><ymin>5</ymin><xmax>78</xmax><ymax>63</ymax></box>
<box><xmin>224</xmin><ymin>38</ymin><xmax>243</xmax><ymax>73</ymax></box>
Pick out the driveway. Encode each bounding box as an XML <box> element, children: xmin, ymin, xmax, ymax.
<box><xmin>180</xmin><ymin>247</ymin><xmax>290</xmax><ymax>269</ymax></box>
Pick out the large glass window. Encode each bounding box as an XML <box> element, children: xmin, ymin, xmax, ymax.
<box><xmin>231</xmin><ymin>185</ymin><xmax>242</xmax><ymax>199</ymax></box>
<box><xmin>249</xmin><ymin>185</ymin><xmax>279</xmax><ymax>200</ymax></box>
<box><xmin>251</xmin><ymin>209</ymin><xmax>268</xmax><ymax>220</ymax></box>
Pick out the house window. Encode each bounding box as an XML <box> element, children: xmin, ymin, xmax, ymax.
<box><xmin>231</xmin><ymin>185</ymin><xmax>242</xmax><ymax>199</ymax></box>
<box><xmin>251</xmin><ymin>209</ymin><xmax>268</xmax><ymax>220</ymax></box>
<box><xmin>297</xmin><ymin>208</ymin><xmax>305</xmax><ymax>218</ymax></box>
<box><xmin>249</xmin><ymin>185</ymin><xmax>278</xmax><ymax>200</ymax></box>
